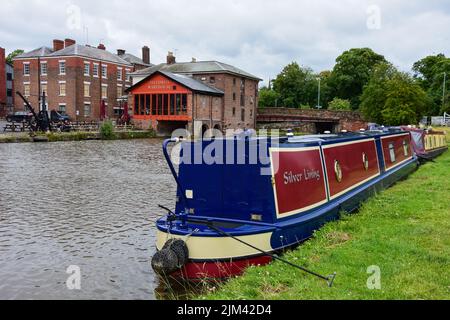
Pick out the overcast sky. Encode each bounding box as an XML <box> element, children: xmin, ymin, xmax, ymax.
<box><xmin>1</xmin><ymin>0</ymin><xmax>449</xmax><ymax>85</ymax></box>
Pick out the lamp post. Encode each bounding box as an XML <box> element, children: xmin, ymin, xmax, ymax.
<box><xmin>316</xmin><ymin>77</ymin><xmax>322</xmax><ymax>109</ymax></box>
<box><xmin>443</xmin><ymin>72</ymin><xmax>447</xmax><ymax>110</ymax></box>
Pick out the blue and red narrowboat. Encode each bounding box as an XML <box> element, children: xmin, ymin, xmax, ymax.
<box><xmin>151</xmin><ymin>130</ymin><xmax>420</xmax><ymax>280</ymax></box>
<box><xmin>401</xmin><ymin>127</ymin><xmax>448</xmax><ymax>161</ymax></box>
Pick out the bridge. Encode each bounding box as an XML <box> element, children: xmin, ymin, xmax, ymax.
<box><xmin>257</xmin><ymin>108</ymin><xmax>368</xmax><ymax>134</ymax></box>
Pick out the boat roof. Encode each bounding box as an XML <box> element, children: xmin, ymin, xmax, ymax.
<box><xmin>195</xmin><ymin>129</ymin><xmax>410</xmax><ymax>146</ymax></box>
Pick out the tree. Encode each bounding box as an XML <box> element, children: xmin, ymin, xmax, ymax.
<box><xmin>328</xmin><ymin>98</ymin><xmax>351</xmax><ymax>111</ymax></box>
<box><xmin>360</xmin><ymin>63</ymin><xmax>429</xmax><ymax>125</ymax></box>
<box><xmin>272</xmin><ymin>62</ymin><xmax>318</xmax><ymax>108</ymax></box>
<box><xmin>328</xmin><ymin>48</ymin><xmax>387</xmax><ymax>109</ymax></box>
<box><xmin>258</xmin><ymin>87</ymin><xmax>280</xmax><ymax>108</ymax></box>
<box><xmin>413</xmin><ymin>54</ymin><xmax>450</xmax><ymax>115</ymax></box>
<box><xmin>318</xmin><ymin>70</ymin><xmax>333</xmax><ymax>109</ymax></box>
<box><xmin>6</xmin><ymin>49</ymin><xmax>24</xmax><ymax>64</ymax></box>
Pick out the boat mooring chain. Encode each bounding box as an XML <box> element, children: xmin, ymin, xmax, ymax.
<box><xmin>207</xmin><ymin>224</ymin><xmax>337</xmax><ymax>288</ymax></box>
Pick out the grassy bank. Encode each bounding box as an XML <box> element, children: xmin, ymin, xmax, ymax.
<box><xmin>0</xmin><ymin>130</ymin><xmax>157</xmax><ymax>143</ymax></box>
<box><xmin>202</xmin><ymin>128</ymin><xmax>450</xmax><ymax>300</ymax></box>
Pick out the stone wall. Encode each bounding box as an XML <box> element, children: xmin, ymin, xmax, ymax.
<box><xmin>257</xmin><ymin>107</ymin><xmax>368</xmax><ymax>134</ymax></box>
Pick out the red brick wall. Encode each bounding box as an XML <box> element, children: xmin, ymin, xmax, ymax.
<box><xmin>0</xmin><ymin>48</ymin><xmax>6</xmax><ymax>107</ymax></box>
<box><xmin>191</xmin><ymin>73</ymin><xmax>258</xmax><ymax>131</ymax></box>
<box><xmin>0</xmin><ymin>47</ymin><xmax>7</xmax><ymax>117</ymax></box>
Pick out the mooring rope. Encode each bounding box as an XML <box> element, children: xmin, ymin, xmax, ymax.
<box><xmin>207</xmin><ymin>224</ymin><xmax>337</xmax><ymax>287</ymax></box>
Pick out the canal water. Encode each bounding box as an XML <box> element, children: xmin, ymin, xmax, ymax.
<box><xmin>0</xmin><ymin>139</ymin><xmax>177</xmax><ymax>300</ymax></box>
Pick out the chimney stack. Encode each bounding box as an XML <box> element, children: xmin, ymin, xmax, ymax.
<box><xmin>53</xmin><ymin>39</ymin><xmax>64</xmax><ymax>52</ymax></box>
<box><xmin>142</xmin><ymin>46</ymin><xmax>150</xmax><ymax>65</ymax></box>
<box><xmin>117</xmin><ymin>49</ymin><xmax>126</xmax><ymax>56</ymax></box>
<box><xmin>64</xmin><ymin>38</ymin><xmax>76</xmax><ymax>48</ymax></box>
<box><xmin>167</xmin><ymin>51</ymin><xmax>176</xmax><ymax>65</ymax></box>
<box><xmin>98</xmin><ymin>44</ymin><xmax>106</xmax><ymax>50</ymax></box>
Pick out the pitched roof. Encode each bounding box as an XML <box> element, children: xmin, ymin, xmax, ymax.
<box><xmin>118</xmin><ymin>53</ymin><xmax>152</xmax><ymax>67</ymax></box>
<box><xmin>15</xmin><ymin>47</ymin><xmax>54</xmax><ymax>59</ymax></box>
<box><xmin>126</xmin><ymin>70</ymin><xmax>224</xmax><ymax>96</ymax></box>
<box><xmin>131</xmin><ymin>60</ymin><xmax>261</xmax><ymax>81</ymax></box>
<box><xmin>47</xmin><ymin>44</ymin><xmax>131</xmax><ymax>65</ymax></box>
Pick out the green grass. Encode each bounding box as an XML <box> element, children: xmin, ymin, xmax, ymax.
<box><xmin>201</xmin><ymin>128</ymin><xmax>450</xmax><ymax>300</ymax></box>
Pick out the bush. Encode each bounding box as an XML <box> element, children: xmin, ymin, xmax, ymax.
<box><xmin>99</xmin><ymin>121</ymin><xmax>117</xmax><ymax>140</ymax></box>
<box><xmin>328</xmin><ymin>98</ymin><xmax>352</xmax><ymax>111</ymax></box>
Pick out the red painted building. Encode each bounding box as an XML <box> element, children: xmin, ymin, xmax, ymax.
<box><xmin>129</xmin><ymin>53</ymin><xmax>261</xmax><ymax>136</ymax></box>
<box><xmin>127</xmin><ymin>70</ymin><xmax>224</xmax><ymax>135</ymax></box>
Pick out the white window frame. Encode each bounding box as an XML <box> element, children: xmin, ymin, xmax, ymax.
<box><xmin>59</xmin><ymin>81</ymin><xmax>66</xmax><ymax>97</ymax></box>
<box><xmin>84</xmin><ymin>81</ymin><xmax>91</xmax><ymax>98</ymax></box>
<box><xmin>117</xmin><ymin>84</ymin><xmax>123</xmax><ymax>97</ymax></box>
<box><xmin>93</xmin><ymin>63</ymin><xmax>99</xmax><ymax>78</ymax></box>
<box><xmin>59</xmin><ymin>60</ymin><xmax>66</xmax><ymax>75</ymax></box>
<box><xmin>84</xmin><ymin>62</ymin><xmax>91</xmax><ymax>76</ymax></box>
<box><xmin>101</xmin><ymin>84</ymin><xmax>108</xmax><ymax>99</ymax></box>
<box><xmin>58</xmin><ymin>103</ymin><xmax>67</xmax><ymax>114</ymax></box>
<box><xmin>126</xmin><ymin>69</ymin><xmax>132</xmax><ymax>82</ymax></box>
<box><xmin>40</xmin><ymin>81</ymin><xmax>48</xmax><ymax>96</ymax></box>
<box><xmin>101</xmin><ymin>65</ymin><xmax>107</xmax><ymax>79</ymax></box>
<box><xmin>23</xmin><ymin>82</ymin><xmax>31</xmax><ymax>96</ymax></box>
<box><xmin>40</xmin><ymin>62</ymin><xmax>48</xmax><ymax>76</ymax></box>
<box><xmin>23</xmin><ymin>62</ymin><xmax>30</xmax><ymax>76</ymax></box>
<box><xmin>84</xmin><ymin>102</ymin><xmax>91</xmax><ymax>117</ymax></box>
<box><xmin>117</xmin><ymin>67</ymin><xmax>123</xmax><ymax>81</ymax></box>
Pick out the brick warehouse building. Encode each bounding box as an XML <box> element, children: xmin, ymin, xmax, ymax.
<box><xmin>0</xmin><ymin>47</ymin><xmax>14</xmax><ymax>117</ymax></box>
<box><xmin>128</xmin><ymin>53</ymin><xmax>261</xmax><ymax>136</ymax></box>
<box><xmin>13</xmin><ymin>39</ymin><xmax>152</xmax><ymax>120</ymax></box>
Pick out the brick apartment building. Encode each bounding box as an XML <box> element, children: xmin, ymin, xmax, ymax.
<box><xmin>13</xmin><ymin>39</ymin><xmax>152</xmax><ymax>121</ymax></box>
<box><xmin>0</xmin><ymin>47</ymin><xmax>14</xmax><ymax>117</ymax></box>
<box><xmin>128</xmin><ymin>52</ymin><xmax>261</xmax><ymax>136</ymax></box>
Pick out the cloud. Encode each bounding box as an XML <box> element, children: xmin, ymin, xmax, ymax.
<box><xmin>1</xmin><ymin>0</ymin><xmax>449</xmax><ymax>85</ymax></box>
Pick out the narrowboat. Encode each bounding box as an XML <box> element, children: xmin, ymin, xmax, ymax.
<box><xmin>151</xmin><ymin>130</ymin><xmax>419</xmax><ymax>280</ymax></box>
<box><xmin>401</xmin><ymin>127</ymin><xmax>448</xmax><ymax>161</ymax></box>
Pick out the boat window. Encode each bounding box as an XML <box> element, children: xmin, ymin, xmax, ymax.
<box><xmin>362</xmin><ymin>153</ymin><xmax>369</xmax><ymax>171</ymax></box>
<box><xmin>403</xmin><ymin>140</ymin><xmax>409</xmax><ymax>157</ymax></box>
<box><xmin>389</xmin><ymin>143</ymin><xmax>396</xmax><ymax>163</ymax></box>
<box><xmin>334</xmin><ymin>160</ymin><xmax>343</xmax><ymax>182</ymax></box>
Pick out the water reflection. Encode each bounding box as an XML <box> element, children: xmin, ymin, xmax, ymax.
<box><xmin>0</xmin><ymin>139</ymin><xmax>176</xmax><ymax>300</ymax></box>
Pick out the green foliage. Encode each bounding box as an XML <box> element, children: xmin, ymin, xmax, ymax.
<box><xmin>413</xmin><ymin>54</ymin><xmax>450</xmax><ymax>114</ymax></box>
<box><xmin>260</xmin><ymin>48</ymin><xmax>447</xmax><ymax>122</ymax></box>
<box><xmin>328</xmin><ymin>98</ymin><xmax>351</xmax><ymax>111</ymax></box>
<box><xmin>328</xmin><ymin>48</ymin><xmax>387</xmax><ymax>109</ymax></box>
<box><xmin>360</xmin><ymin>63</ymin><xmax>429</xmax><ymax>125</ymax></box>
<box><xmin>6</xmin><ymin>49</ymin><xmax>24</xmax><ymax>64</ymax></box>
<box><xmin>258</xmin><ymin>87</ymin><xmax>280</xmax><ymax>108</ymax></box>
<box><xmin>272</xmin><ymin>62</ymin><xmax>318</xmax><ymax>108</ymax></box>
<box><xmin>99</xmin><ymin>121</ymin><xmax>117</xmax><ymax>140</ymax></box>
